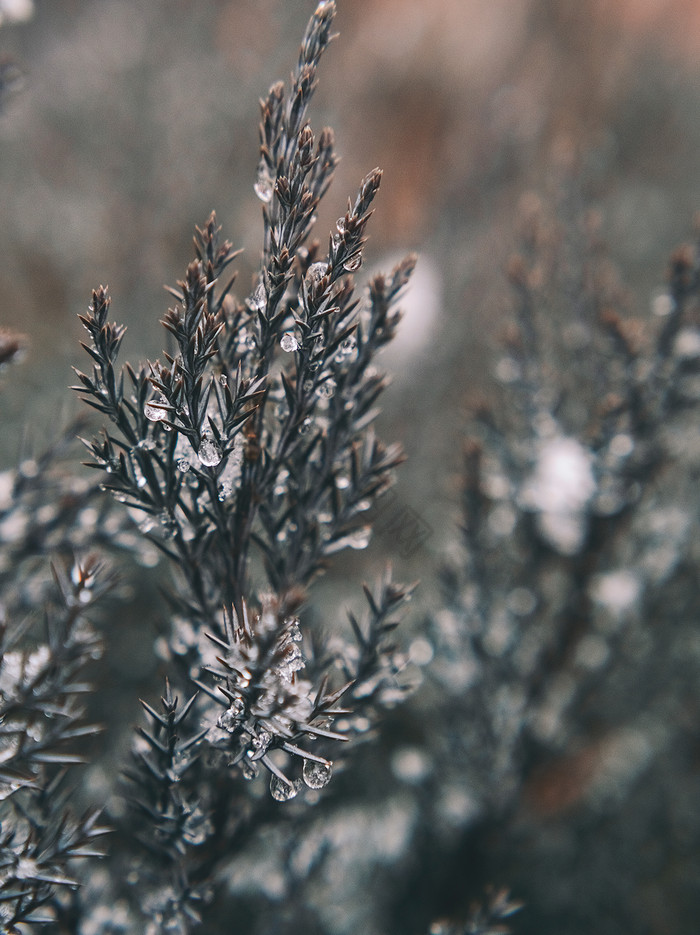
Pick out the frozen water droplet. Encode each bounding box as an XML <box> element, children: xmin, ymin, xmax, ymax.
<box><xmin>277</xmin><ymin>643</ymin><xmax>304</xmax><ymax>682</ymax></box>
<box><xmin>113</xmin><ymin>491</ymin><xmax>129</xmax><ymax>503</ymax></box>
<box><xmin>306</xmin><ymin>262</ymin><xmax>328</xmax><ymax>286</ymax></box>
<box><xmin>303</xmin><ymin>379</ymin><xmax>314</xmax><ymax>392</ymax></box>
<box><xmin>217</xmin><ymin>700</ymin><xmax>244</xmax><ymax>732</ymax></box>
<box><xmin>298</xmin><ymin>417</ymin><xmax>312</xmax><ymax>435</ymax></box>
<box><xmin>183</xmin><ymin>806</ymin><xmax>213</xmax><ymax>846</ymax></box>
<box><xmin>276</xmin><ymin>527</ymin><xmax>288</xmax><ymax>542</ymax></box>
<box><xmin>219</xmin><ymin>373</ymin><xmax>228</xmax><ymax>386</ymax></box>
<box><xmin>343</xmin><ymin>253</ymin><xmax>362</xmax><ymax>272</ymax></box>
<box><xmin>254</xmin><ymin>162</ymin><xmax>274</xmax><ymax>203</ymax></box>
<box><xmin>14</xmin><ymin>857</ymin><xmax>38</xmax><ymax>880</ymax></box>
<box><xmin>337</xmin><ymin>335</ymin><xmax>356</xmax><ymax>359</ymax></box>
<box><xmin>308</xmin><ymin>360</ymin><xmax>320</xmax><ymax>372</ymax></box>
<box><xmin>197</xmin><ymin>436</ymin><xmax>222</xmax><ymax>467</ymax></box>
<box><xmin>335</xmin><ymin>474</ymin><xmax>350</xmax><ymax>489</ymax></box>
<box><xmin>302</xmin><ymin>758</ymin><xmax>332</xmax><ymax>789</ymax></box>
<box><xmin>287</xmin><ymin>620</ymin><xmax>302</xmax><ymax>641</ymax></box>
<box><xmin>336</xmin><ymin>216</ymin><xmax>347</xmax><ymax>234</ymax></box>
<box><xmin>241</xmin><ymin>758</ymin><xmax>259</xmax><ymax>781</ymax></box>
<box><xmin>280</xmin><ymin>332</ymin><xmax>299</xmax><ymax>352</ymax></box>
<box><xmin>246</xmin><ymin>335</ymin><xmax>257</xmax><ymax>351</ymax></box>
<box><xmin>249</xmin><ymin>730</ymin><xmax>272</xmax><ymax>758</ymax></box>
<box><xmin>144</xmin><ymin>394</ymin><xmax>169</xmax><ymax>422</ymax></box>
<box><xmin>176</xmin><ymin>458</ymin><xmax>190</xmax><ymax>473</ymax></box>
<box><xmin>270</xmin><ymin>774</ymin><xmax>299</xmax><ymax>802</ymax></box>
<box><xmin>347</xmin><ymin>525</ymin><xmax>372</xmax><ymax>549</ymax></box>
<box><xmin>316</xmin><ymin>379</ymin><xmax>336</xmax><ymax>398</ymax></box>
<box><xmin>250</xmin><ymin>282</ymin><xmax>267</xmax><ymax>311</ymax></box>
<box><xmin>159</xmin><ymin>512</ymin><xmax>177</xmax><ymax>539</ymax></box>
<box><xmin>218</xmin><ymin>480</ymin><xmax>232</xmax><ymax>501</ymax></box>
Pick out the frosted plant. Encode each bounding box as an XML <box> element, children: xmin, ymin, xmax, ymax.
<box><xmin>0</xmin><ymin>558</ymin><xmax>111</xmax><ymax>931</ymax></box>
<box><xmin>73</xmin><ymin>2</ymin><xmax>415</xmax><ymax>930</ymax></box>
<box><xmin>418</xmin><ymin>195</ymin><xmax>700</xmax><ymax>933</ymax></box>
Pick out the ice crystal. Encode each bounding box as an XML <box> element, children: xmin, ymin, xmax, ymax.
<box><xmin>280</xmin><ymin>332</ymin><xmax>299</xmax><ymax>353</ymax></box>
<box><xmin>253</xmin><ymin>161</ymin><xmax>274</xmax><ymax>203</ymax></box>
<box><xmin>270</xmin><ymin>775</ymin><xmax>299</xmax><ymax>802</ymax></box>
<box><xmin>302</xmin><ymin>758</ymin><xmax>333</xmax><ymax>789</ymax></box>
<box><xmin>197</xmin><ymin>436</ymin><xmax>223</xmax><ymax>467</ymax></box>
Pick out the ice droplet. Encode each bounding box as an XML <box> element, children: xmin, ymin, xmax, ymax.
<box><xmin>14</xmin><ymin>858</ymin><xmax>39</xmax><ymax>880</ymax></box>
<box><xmin>347</xmin><ymin>525</ymin><xmax>372</xmax><ymax>549</ymax></box>
<box><xmin>250</xmin><ymin>282</ymin><xmax>267</xmax><ymax>311</ymax></box>
<box><xmin>306</xmin><ymin>262</ymin><xmax>328</xmax><ymax>285</ymax></box>
<box><xmin>298</xmin><ymin>417</ymin><xmax>312</xmax><ymax>435</ymax></box>
<box><xmin>302</xmin><ymin>758</ymin><xmax>332</xmax><ymax>789</ymax></box>
<box><xmin>286</xmin><ymin>619</ymin><xmax>302</xmax><ymax>641</ymax></box>
<box><xmin>254</xmin><ymin>162</ymin><xmax>274</xmax><ymax>203</ymax></box>
<box><xmin>197</xmin><ymin>436</ymin><xmax>222</xmax><ymax>467</ymax></box>
<box><xmin>241</xmin><ymin>758</ymin><xmax>259</xmax><ymax>781</ymax></box>
<box><xmin>280</xmin><ymin>332</ymin><xmax>299</xmax><ymax>353</ymax></box>
<box><xmin>337</xmin><ymin>335</ymin><xmax>356</xmax><ymax>358</ymax></box>
<box><xmin>270</xmin><ymin>774</ymin><xmax>299</xmax><ymax>802</ymax></box>
<box><xmin>176</xmin><ymin>458</ymin><xmax>191</xmax><ymax>473</ymax></box>
<box><xmin>217</xmin><ymin>701</ymin><xmax>244</xmax><ymax>732</ymax></box>
<box><xmin>219</xmin><ymin>373</ymin><xmax>228</xmax><ymax>386</ymax></box>
<box><xmin>159</xmin><ymin>512</ymin><xmax>177</xmax><ymax>538</ymax></box>
<box><xmin>316</xmin><ymin>379</ymin><xmax>336</xmax><ymax>398</ymax></box>
<box><xmin>278</xmin><ymin>644</ymin><xmax>304</xmax><ymax>681</ymax></box>
<box><xmin>182</xmin><ymin>806</ymin><xmax>213</xmax><ymax>846</ymax></box>
<box><xmin>249</xmin><ymin>730</ymin><xmax>272</xmax><ymax>758</ymax></box>
<box><xmin>336</xmin><ymin>216</ymin><xmax>347</xmax><ymax>234</ymax></box>
<box><xmin>144</xmin><ymin>394</ymin><xmax>169</xmax><ymax>422</ymax></box>
<box><xmin>335</xmin><ymin>474</ymin><xmax>350</xmax><ymax>489</ymax></box>
<box><xmin>343</xmin><ymin>253</ymin><xmax>362</xmax><ymax>272</ymax></box>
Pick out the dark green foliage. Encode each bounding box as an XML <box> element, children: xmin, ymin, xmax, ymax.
<box><xmin>68</xmin><ymin>2</ymin><xmax>415</xmax><ymax>930</ymax></box>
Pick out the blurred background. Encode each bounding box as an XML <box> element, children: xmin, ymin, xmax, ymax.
<box><xmin>3</xmin><ymin>1</ymin><xmax>700</xmax><ymax>933</ymax></box>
